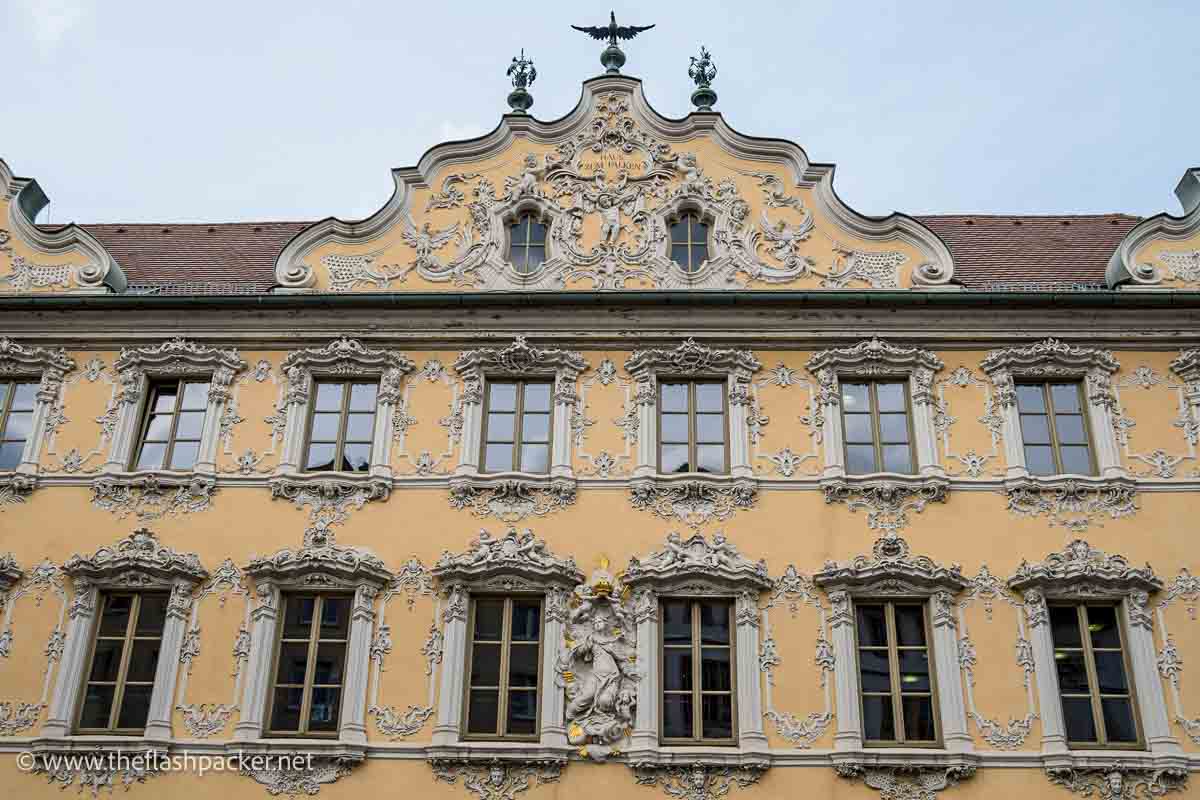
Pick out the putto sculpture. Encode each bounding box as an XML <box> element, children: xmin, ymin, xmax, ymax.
<box><xmin>571</xmin><ymin>11</ymin><xmax>655</xmax><ymax>74</ymax></box>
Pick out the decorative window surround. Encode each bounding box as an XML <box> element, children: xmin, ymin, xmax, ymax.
<box><xmin>1006</xmin><ymin>540</ymin><xmax>1182</xmax><ymax>772</ymax></box>
<box><xmin>979</xmin><ymin>339</ymin><xmax>1123</xmax><ymax>481</ymax></box>
<box><xmin>275</xmin><ymin>337</ymin><xmax>415</xmax><ymax>483</ymax></box>
<box><xmin>429</xmin><ymin>526</ymin><xmax>581</xmax><ymax>764</ymax></box>
<box><xmin>236</xmin><ymin>524</ymin><xmax>392</xmax><ymax>752</ymax></box>
<box><xmin>0</xmin><ymin>338</ymin><xmax>75</xmax><ymax>506</ymax></box>
<box><xmin>813</xmin><ymin>532</ymin><xmax>973</xmax><ymax>756</ymax></box>
<box><xmin>622</xmin><ymin>532</ymin><xmax>773</xmax><ymax>764</ymax></box>
<box><xmin>41</xmin><ymin>528</ymin><xmax>209</xmax><ymax>742</ymax></box>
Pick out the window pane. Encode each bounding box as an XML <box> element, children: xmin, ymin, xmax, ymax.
<box><xmin>341</xmin><ymin>443</ymin><xmax>371</xmax><ymax>472</ymax></box>
<box><xmin>152</xmin><ymin>388</ymin><xmax>178</xmax><ymax>413</ymax></box>
<box><xmin>308</xmin><ymin>686</ymin><xmax>341</xmax><ymax>731</ymax></box>
<box><xmin>282</xmin><ymin>596</ymin><xmax>316</xmax><ymax>639</ymax></box>
<box><xmin>846</xmin><ymin>444</ymin><xmax>877</xmax><ymax>474</ymax></box>
<box><xmin>1094</xmin><ymin>651</ymin><xmax>1129</xmax><ymax>694</ymax></box>
<box><xmin>841</xmin><ymin>383</ymin><xmax>869</xmax><ymax>410</ymax></box>
<box><xmin>894</xmin><ymin>606</ymin><xmax>926</xmax><ymax>646</ymax></box>
<box><xmin>512</xmin><ymin>217</ymin><xmax>528</xmax><ymax>241</ymax></box>
<box><xmin>1024</xmin><ymin>445</ymin><xmax>1055</xmax><ymax>476</ymax></box>
<box><xmin>691</xmin><ymin>244</ymin><xmax>708</xmax><ymax>266</ymax></box>
<box><xmin>695</xmin><ymin>383</ymin><xmax>723</xmax><ymax>413</ymax></box>
<box><xmin>467</xmin><ymin>689</ymin><xmax>499</xmax><ymax>734</ymax></box>
<box><xmin>507</xmin><ymin>690</ymin><xmax>537</xmax><ymax>734</ymax></box>
<box><xmin>701</xmin><ymin>694</ymin><xmax>733</xmax><ymax>740</ymax></box>
<box><xmin>470</xmin><ymin>643</ymin><xmax>502</xmax><ymax>686</ymax></box>
<box><xmin>524</xmin><ymin>246</ymin><xmax>545</xmax><ymax>269</ymax></box>
<box><xmin>488</xmin><ymin>383</ymin><xmax>517</xmax><ymax>412</ymax></box>
<box><xmin>142</xmin><ymin>415</ymin><xmax>172</xmax><ymax>442</ymax></box>
<box><xmin>484</xmin><ymin>443</ymin><xmax>514</xmax><ymax>472</ymax></box>
<box><xmin>181</xmin><ymin>382</ymin><xmax>209</xmax><ymax>409</ymax></box>
<box><xmin>1055</xmin><ymin>415</ymin><xmax>1088</xmax><ymax>445</ymax></box>
<box><xmin>844</xmin><ymin>414</ymin><xmax>873</xmax><ymax>443</ymax></box>
<box><xmin>700</xmin><ymin>602</ymin><xmax>730</xmax><ymax>644</ymax></box>
<box><xmin>314</xmin><ymin>382</ymin><xmax>343</xmax><ymax>411</ymax></box>
<box><xmin>662</xmin><ymin>694</ymin><xmax>693</xmax><ymax>738</ymax></box>
<box><xmin>0</xmin><ymin>383</ymin><xmax>8</xmax><ymax>408</ymax></box>
<box><xmin>319</xmin><ymin>597</ymin><xmax>350</xmax><ymax>638</ymax></box>
<box><xmin>1019</xmin><ymin>414</ymin><xmax>1051</xmax><ymax>444</ymax></box>
<box><xmin>509</xmin><ymin>244</ymin><xmax>527</xmax><ymax>270</ymax></box>
<box><xmin>529</xmin><ymin>221</ymin><xmax>546</xmax><ymax>244</ymax></box>
<box><xmin>511</xmin><ymin>601</ymin><xmax>541</xmax><ymax>642</ymax></box>
<box><xmin>1050</xmin><ymin>606</ymin><xmax>1082</xmax><ymax>648</ymax></box>
<box><xmin>671</xmin><ymin>244</ymin><xmax>691</xmax><ymax>268</ymax></box>
<box><xmin>1051</xmin><ymin>383</ymin><xmax>1082</xmax><ymax>413</ymax></box>
<box><xmin>78</xmin><ymin>685</ymin><xmax>115</xmax><ymax>729</ymax></box>
<box><xmin>99</xmin><ymin>595</ymin><xmax>133</xmax><ymax>636</ymax></box>
<box><xmin>521</xmin><ymin>413</ymin><xmax>550</xmax><ymax>443</ymax></box>
<box><xmin>1060</xmin><ymin>446</ymin><xmax>1092</xmax><ymax>475</ymax></box>
<box><xmin>902</xmin><ymin>696</ymin><xmax>936</xmax><ymax>741</ymax></box>
<box><xmin>1016</xmin><ymin>385</ymin><xmax>1046</xmax><ymax>412</ymax></box>
<box><xmin>486</xmin><ymin>412</ymin><xmax>515</xmax><ymax>443</ymax></box>
<box><xmin>696</xmin><ymin>444</ymin><xmax>725</xmax><ymax>474</ymax></box>
<box><xmin>125</xmin><ymin>640</ymin><xmax>160</xmax><ymax>682</ymax></box>
<box><xmin>314</xmin><ymin>643</ymin><xmax>346</xmax><ymax>684</ymax></box>
<box><xmin>136</xmin><ymin>442</ymin><xmax>167</xmax><ymax>471</ymax></box>
<box><xmin>519</xmin><ymin>443</ymin><xmax>549</xmax><ymax>473</ymax></box>
<box><xmin>305</xmin><ymin>443</ymin><xmax>336</xmax><ymax>471</ymax></box>
<box><xmin>876</xmin><ymin>382</ymin><xmax>907</xmax><ymax>412</ymax></box>
<box><xmin>349</xmin><ymin>383</ymin><xmax>377</xmax><ymax>411</ymax></box>
<box><xmin>344</xmin><ymin>413</ymin><xmax>375</xmax><ymax>442</ymax></box>
<box><xmin>670</xmin><ymin>221</ymin><xmax>689</xmax><ymax>243</ymax></box>
<box><xmin>0</xmin><ymin>442</ymin><xmax>22</xmax><ymax>469</ymax></box>
<box><xmin>661</xmin><ymin>444</ymin><xmax>689</xmax><ymax>474</ymax></box>
<box><xmin>136</xmin><ymin>595</ymin><xmax>168</xmax><ymax>635</ymax></box>
<box><xmin>310</xmin><ymin>412</ymin><xmax>341</xmax><ymax>442</ymax></box>
<box><xmin>168</xmin><ymin>442</ymin><xmax>200</xmax><ymax>470</ymax></box>
<box><xmin>1101</xmin><ymin>698</ymin><xmax>1138</xmax><ymax>743</ymax></box>
<box><xmin>862</xmin><ymin>695</ymin><xmax>895</xmax><ymax>742</ymax></box>
<box><xmin>1055</xmin><ymin>651</ymin><xmax>1091</xmax><ymax>694</ymax></box>
<box><xmin>660</xmin><ymin>383</ymin><xmax>688</xmax><ymax>412</ymax></box>
<box><xmin>859</xmin><ymin>650</ymin><xmax>892</xmax><ymax>692</ymax></box>
<box><xmin>882</xmin><ymin>445</ymin><xmax>913</xmax><ymax>474</ymax></box>
<box><xmin>473</xmin><ymin>599</ymin><xmax>504</xmax><ymax>641</ymax></box>
<box><xmin>116</xmin><ymin>685</ymin><xmax>153</xmax><ymax>729</ymax></box>
<box><xmin>898</xmin><ymin>650</ymin><xmax>931</xmax><ymax>692</ymax></box>
<box><xmin>89</xmin><ymin>640</ymin><xmax>123</xmax><ymax>682</ymax></box>
<box><xmin>663</xmin><ymin>649</ymin><xmax>693</xmax><ymax>691</ymax></box>
<box><xmin>1086</xmin><ymin>606</ymin><xmax>1121</xmax><ymax>648</ymax></box>
<box><xmin>3</xmin><ymin>411</ymin><xmax>32</xmax><ymax>442</ymax></box>
<box><xmin>700</xmin><ymin>648</ymin><xmax>731</xmax><ymax>691</ymax></box>
<box><xmin>1062</xmin><ymin>696</ymin><xmax>1098</xmax><ymax>743</ymax></box>
<box><xmin>270</xmin><ymin>686</ymin><xmax>304</xmax><ymax>732</ymax></box>
<box><xmin>277</xmin><ymin>642</ymin><xmax>311</xmax><ymax>684</ymax></box>
<box><xmin>879</xmin><ymin>413</ymin><xmax>910</xmax><ymax>443</ymax></box>
<box><xmin>508</xmin><ymin>645</ymin><xmax>539</xmax><ymax>688</ymax></box>
<box><xmin>11</xmin><ymin>382</ymin><xmax>37</xmax><ymax>410</ymax></box>
<box><xmin>696</xmin><ymin>413</ymin><xmax>725</xmax><ymax>443</ymax></box>
<box><xmin>660</xmin><ymin>413</ymin><xmax>688</xmax><ymax>443</ymax></box>
<box><xmin>855</xmin><ymin>605</ymin><xmax>888</xmax><ymax>647</ymax></box>
<box><xmin>523</xmin><ymin>382</ymin><xmax>552</xmax><ymax>412</ymax></box>
<box><xmin>662</xmin><ymin>601</ymin><xmax>691</xmax><ymax>644</ymax></box>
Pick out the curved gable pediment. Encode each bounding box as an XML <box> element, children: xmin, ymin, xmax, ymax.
<box><xmin>275</xmin><ymin>76</ymin><xmax>954</xmax><ymax>294</ymax></box>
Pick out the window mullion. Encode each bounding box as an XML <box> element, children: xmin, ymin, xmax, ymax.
<box><xmin>871</xmin><ymin>384</ymin><xmax>885</xmax><ymax>472</ymax></box>
<box><xmin>1043</xmin><ymin>384</ymin><xmax>1065</xmax><ymax>475</ymax></box>
<box><xmin>300</xmin><ymin>596</ymin><xmax>323</xmax><ymax>736</ymax></box>
<box><xmin>886</xmin><ymin>603</ymin><xmax>905</xmax><ymax>745</ymax></box>
<box><xmin>692</xmin><ymin>602</ymin><xmax>702</xmax><ymax>741</ymax></box>
<box><xmin>1079</xmin><ymin>606</ymin><xmax>1108</xmax><ymax>745</ymax></box>
<box><xmin>111</xmin><ymin>595</ymin><xmax>138</xmax><ymax>730</ymax></box>
<box><xmin>161</xmin><ymin>382</ymin><xmax>184</xmax><ymax>467</ymax></box>
<box><xmin>498</xmin><ymin>598</ymin><xmax>512</xmax><ymax>736</ymax></box>
<box><xmin>513</xmin><ymin>383</ymin><xmax>524</xmax><ymax>472</ymax></box>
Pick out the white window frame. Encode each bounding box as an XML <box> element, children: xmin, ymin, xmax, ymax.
<box><xmin>1007</xmin><ymin>540</ymin><xmax>1179</xmax><ymax>758</ymax></box>
<box><xmin>813</xmin><ymin>532</ymin><xmax>972</xmax><ymax>755</ymax></box>
<box><xmin>42</xmin><ymin>528</ymin><xmax>208</xmax><ymax>741</ymax></box>
<box><xmin>0</xmin><ymin>338</ymin><xmax>75</xmax><ymax>498</ymax></box>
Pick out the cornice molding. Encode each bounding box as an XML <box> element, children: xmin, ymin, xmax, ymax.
<box><xmin>245</xmin><ymin>523</ymin><xmax>392</xmax><ymax>588</ymax></box>
<box><xmin>453</xmin><ymin>335</ymin><xmax>588</xmax><ymax>381</ymax></box>
<box><xmin>980</xmin><ymin>337</ymin><xmax>1120</xmax><ymax>381</ymax></box>
<box><xmin>813</xmin><ymin>532</ymin><xmax>969</xmax><ymax>597</ymax></box>
<box><xmin>63</xmin><ymin>527</ymin><xmax>208</xmax><ymax>588</ymax></box>
<box><xmin>432</xmin><ymin>526</ymin><xmax>582</xmax><ymax>589</ymax></box>
<box><xmin>624</xmin><ymin>531</ymin><xmax>771</xmax><ymax>593</ymax></box>
<box><xmin>113</xmin><ymin>337</ymin><xmax>248</xmax><ymax>399</ymax></box>
<box><xmin>625</xmin><ymin>337</ymin><xmax>760</xmax><ymax>381</ymax></box>
<box><xmin>806</xmin><ymin>337</ymin><xmax>943</xmax><ymax>384</ymax></box>
<box><xmin>1007</xmin><ymin>539</ymin><xmax>1161</xmax><ymax>598</ymax></box>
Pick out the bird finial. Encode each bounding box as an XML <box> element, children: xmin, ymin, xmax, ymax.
<box><xmin>571</xmin><ymin>12</ymin><xmax>655</xmax><ymax>74</ymax></box>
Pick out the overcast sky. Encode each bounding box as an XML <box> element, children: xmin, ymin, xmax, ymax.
<box><xmin>4</xmin><ymin>0</ymin><xmax>1198</xmax><ymax>225</ymax></box>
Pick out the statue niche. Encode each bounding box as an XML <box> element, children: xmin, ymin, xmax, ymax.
<box><xmin>558</xmin><ymin>559</ymin><xmax>637</xmax><ymax>761</ymax></box>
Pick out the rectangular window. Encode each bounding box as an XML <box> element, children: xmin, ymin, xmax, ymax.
<box><xmin>133</xmin><ymin>379</ymin><xmax>210</xmax><ymax>471</ymax></box>
<box><xmin>1016</xmin><ymin>382</ymin><xmax>1094</xmax><ymax>476</ymax></box>
<box><xmin>77</xmin><ymin>593</ymin><xmax>166</xmax><ymax>733</ymax></box>
<box><xmin>660</xmin><ymin>598</ymin><xmax>735</xmax><ymax>744</ymax></box>
<box><xmin>855</xmin><ymin>601</ymin><xmax>938</xmax><ymax>745</ymax></box>
<box><xmin>841</xmin><ymin>381</ymin><xmax>914</xmax><ymax>474</ymax></box>
<box><xmin>464</xmin><ymin>596</ymin><xmax>543</xmax><ymax>739</ymax></box>
<box><xmin>0</xmin><ymin>380</ymin><xmax>37</xmax><ymax>471</ymax></box>
<box><xmin>304</xmin><ymin>381</ymin><xmax>377</xmax><ymax>472</ymax></box>
<box><xmin>267</xmin><ymin>594</ymin><xmax>351</xmax><ymax>735</ymax></box>
<box><xmin>659</xmin><ymin>381</ymin><xmax>727</xmax><ymax>474</ymax></box>
<box><xmin>481</xmin><ymin>381</ymin><xmax>552</xmax><ymax>474</ymax></box>
<box><xmin>1049</xmin><ymin>604</ymin><xmax>1140</xmax><ymax>747</ymax></box>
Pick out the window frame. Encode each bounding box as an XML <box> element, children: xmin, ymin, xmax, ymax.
<box><xmin>839</xmin><ymin>379</ymin><xmax>918</xmax><ymax>476</ymax></box>
<box><xmin>668</xmin><ymin>212</ymin><xmax>710</xmax><ymax>274</ymax></box>
<box><xmin>0</xmin><ymin>378</ymin><xmax>39</xmax><ymax>472</ymax></box>
<box><xmin>851</xmin><ymin>598</ymin><xmax>942</xmax><ymax>748</ymax></box>
<box><xmin>461</xmin><ymin>594</ymin><xmax>545</xmax><ymax>742</ymax></box>
<box><xmin>1048</xmin><ymin>601</ymin><xmax>1144</xmax><ymax>750</ymax></box>
<box><xmin>508</xmin><ymin>213</ymin><xmax>549</xmax><ymax>275</ymax></box>
<box><xmin>264</xmin><ymin>592</ymin><xmax>353</xmax><ymax>738</ymax></box>
<box><xmin>75</xmin><ymin>591</ymin><xmax>168</xmax><ymax>735</ymax></box>
<box><xmin>1015</xmin><ymin>381</ymin><xmax>1098</xmax><ymax>477</ymax></box>
<box><xmin>301</xmin><ymin>379</ymin><xmax>379</xmax><ymax>474</ymax></box>
<box><xmin>658</xmin><ymin>596</ymin><xmax>738</xmax><ymax>746</ymax></box>
<box><xmin>656</xmin><ymin>379</ymin><xmax>730</xmax><ymax>476</ymax></box>
<box><xmin>130</xmin><ymin>378</ymin><xmax>211</xmax><ymax>472</ymax></box>
<box><xmin>478</xmin><ymin>378</ymin><xmax>555</xmax><ymax>475</ymax></box>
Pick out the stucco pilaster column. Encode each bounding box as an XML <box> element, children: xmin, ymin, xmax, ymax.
<box><xmin>433</xmin><ymin>584</ymin><xmax>469</xmax><ymax>745</ymax></box>
<box><xmin>630</xmin><ymin>587</ymin><xmax>659</xmax><ymax>750</ymax></box>
<box><xmin>103</xmin><ymin>372</ymin><xmax>146</xmax><ymax>472</ymax></box>
<box><xmin>18</xmin><ymin>374</ymin><xmax>61</xmax><ymax>474</ymax></box>
<box><xmin>539</xmin><ymin>587</ymin><xmax>568</xmax><ymax>746</ymax></box>
<box><xmin>1023</xmin><ymin>591</ymin><xmax>1068</xmax><ymax>754</ymax></box>
<box><xmin>1086</xmin><ymin>372</ymin><xmax>1124</xmax><ymax>479</ymax></box>
<box><xmin>735</xmin><ymin>591</ymin><xmax>768</xmax><ymax>752</ymax></box>
<box><xmin>340</xmin><ymin>583</ymin><xmax>378</xmax><ymax>746</ymax></box>
<box><xmin>910</xmin><ymin>371</ymin><xmax>944</xmax><ymax>478</ymax></box>
<box><xmin>276</xmin><ymin>371</ymin><xmax>310</xmax><ymax>474</ymax></box>
<box><xmin>371</xmin><ymin>369</ymin><xmax>402</xmax><ymax>480</ymax></box>
<box><xmin>234</xmin><ymin>581</ymin><xmax>280</xmax><ymax>741</ymax></box>
<box><xmin>43</xmin><ymin>580</ymin><xmax>99</xmax><ymax>738</ymax></box>
<box><xmin>550</xmin><ymin>376</ymin><xmax>576</xmax><ymax>479</ymax></box>
<box><xmin>455</xmin><ymin>380</ymin><xmax>483</xmax><ymax>476</ymax></box>
<box><xmin>1123</xmin><ymin>595</ymin><xmax>1181</xmax><ymax>753</ymax></box>
<box><xmin>827</xmin><ymin>591</ymin><xmax>862</xmax><ymax>751</ymax></box>
<box><xmin>930</xmin><ymin>592</ymin><xmax>971</xmax><ymax>752</ymax></box>
<box><xmin>195</xmin><ymin>367</ymin><xmax>235</xmax><ymax>475</ymax></box>
<box><xmin>816</xmin><ymin>370</ymin><xmax>845</xmax><ymax>478</ymax></box>
<box><xmin>728</xmin><ymin>377</ymin><xmax>753</xmax><ymax>479</ymax></box>
<box><xmin>144</xmin><ymin>580</ymin><xmax>193</xmax><ymax>741</ymax></box>
<box><xmin>993</xmin><ymin>372</ymin><xmax>1028</xmax><ymax>480</ymax></box>
<box><xmin>632</xmin><ymin>380</ymin><xmax>657</xmax><ymax>478</ymax></box>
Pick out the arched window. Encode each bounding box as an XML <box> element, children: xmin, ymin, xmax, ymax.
<box><xmin>509</xmin><ymin>214</ymin><xmax>547</xmax><ymax>274</ymax></box>
<box><xmin>669</xmin><ymin>213</ymin><xmax>709</xmax><ymax>272</ymax></box>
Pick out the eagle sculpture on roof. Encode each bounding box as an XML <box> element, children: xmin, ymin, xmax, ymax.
<box><xmin>571</xmin><ymin>11</ymin><xmax>655</xmax><ymax>47</ymax></box>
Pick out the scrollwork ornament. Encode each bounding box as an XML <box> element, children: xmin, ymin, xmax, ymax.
<box><xmin>1047</xmin><ymin>767</ymin><xmax>1187</xmax><ymax>800</ymax></box>
<box><xmin>632</xmin><ymin>762</ymin><xmax>767</xmax><ymax>800</ymax></box>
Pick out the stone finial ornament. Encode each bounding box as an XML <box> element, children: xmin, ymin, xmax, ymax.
<box><xmin>571</xmin><ymin>11</ymin><xmax>655</xmax><ymax>74</ymax></box>
<box><xmin>506</xmin><ymin>49</ymin><xmax>536</xmax><ymax>114</ymax></box>
<box><xmin>688</xmin><ymin>46</ymin><xmax>718</xmax><ymax>111</ymax></box>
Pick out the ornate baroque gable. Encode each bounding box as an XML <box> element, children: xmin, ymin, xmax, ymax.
<box><xmin>624</xmin><ymin>531</ymin><xmax>771</xmax><ymax>592</ymax></box>
<box><xmin>245</xmin><ymin>524</ymin><xmax>392</xmax><ymax>588</ymax></box>
<box><xmin>432</xmin><ymin>526</ymin><xmax>583</xmax><ymax>589</ymax></box>
<box><xmin>64</xmin><ymin>527</ymin><xmax>208</xmax><ymax>588</ymax></box>
<box><xmin>813</xmin><ymin>532</ymin><xmax>969</xmax><ymax>597</ymax></box>
<box><xmin>1007</xmin><ymin>539</ymin><xmax>1161</xmax><ymax>599</ymax></box>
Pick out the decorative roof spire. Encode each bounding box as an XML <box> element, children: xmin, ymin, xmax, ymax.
<box><xmin>506</xmin><ymin>49</ymin><xmax>536</xmax><ymax>113</ymax></box>
<box><xmin>571</xmin><ymin>10</ymin><xmax>655</xmax><ymax>75</ymax></box>
<box><xmin>688</xmin><ymin>46</ymin><xmax>718</xmax><ymax>111</ymax></box>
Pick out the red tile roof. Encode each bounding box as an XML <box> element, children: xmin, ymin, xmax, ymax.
<box><xmin>41</xmin><ymin>214</ymin><xmax>1144</xmax><ymax>293</ymax></box>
